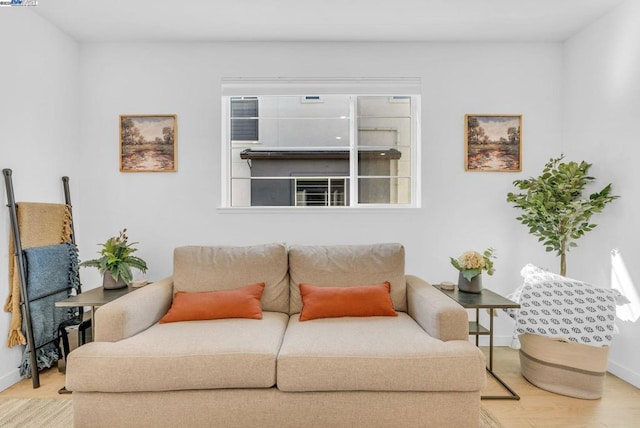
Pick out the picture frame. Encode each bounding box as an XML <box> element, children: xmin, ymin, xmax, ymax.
<box><xmin>120</xmin><ymin>114</ymin><xmax>177</xmax><ymax>172</ymax></box>
<box><xmin>464</xmin><ymin>114</ymin><xmax>522</xmax><ymax>172</ymax></box>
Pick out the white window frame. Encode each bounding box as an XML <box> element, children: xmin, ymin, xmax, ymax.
<box><xmin>220</xmin><ymin>78</ymin><xmax>421</xmax><ymax>210</ymax></box>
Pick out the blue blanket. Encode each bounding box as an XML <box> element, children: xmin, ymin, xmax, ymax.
<box><xmin>20</xmin><ymin>243</ymin><xmax>80</xmax><ymax>377</ymax></box>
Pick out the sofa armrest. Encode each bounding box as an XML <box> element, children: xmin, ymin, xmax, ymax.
<box><xmin>94</xmin><ymin>276</ymin><xmax>173</xmax><ymax>342</ymax></box>
<box><xmin>406</xmin><ymin>275</ymin><xmax>468</xmax><ymax>341</ymax></box>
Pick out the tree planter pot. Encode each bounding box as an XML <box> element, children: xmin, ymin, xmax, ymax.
<box><xmin>458</xmin><ymin>272</ymin><xmax>482</xmax><ymax>293</ymax></box>
<box><xmin>103</xmin><ymin>271</ymin><xmax>127</xmax><ymax>290</ymax></box>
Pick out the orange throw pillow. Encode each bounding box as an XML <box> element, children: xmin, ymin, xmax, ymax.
<box><xmin>159</xmin><ymin>282</ymin><xmax>265</xmax><ymax>323</ymax></box>
<box><xmin>298</xmin><ymin>282</ymin><xmax>397</xmax><ymax>321</ymax></box>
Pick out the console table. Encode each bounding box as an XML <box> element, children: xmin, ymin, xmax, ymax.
<box><xmin>433</xmin><ymin>284</ymin><xmax>520</xmax><ymax>400</ymax></box>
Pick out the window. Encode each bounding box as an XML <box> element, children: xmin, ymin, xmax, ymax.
<box><xmin>222</xmin><ymin>79</ymin><xmax>420</xmax><ymax>208</ymax></box>
<box><xmin>230</xmin><ymin>98</ymin><xmax>258</xmax><ymax>142</ymax></box>
<box><xmin>296</xmin><ymin>178</ymin><xmax>347</xmax><ymax>207</ymax></box>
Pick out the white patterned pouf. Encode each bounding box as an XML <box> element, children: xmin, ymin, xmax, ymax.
<box><xmin>507</xmin><ymin>264</ymin><xmax>628</xmax><ymax>347</ymax></box>
<box><xmin>506</xmin><ymin>264</ymin><xmax>629</xmax><ymax>399</ymax></box>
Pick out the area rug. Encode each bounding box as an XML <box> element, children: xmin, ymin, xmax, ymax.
<box><xmin>481</xmin><ymin>406</ymin><xmax>504</xmax><ymax>428</ymax></box>
<box><xmin>0</xmin><ymin>398</ymin><xmax>72</xmax><ymax>428</ymax></box>
<box><xmin>0</xmin><ymin>398</ymin><xmax>502</xmax><ymax>427</ymax></box>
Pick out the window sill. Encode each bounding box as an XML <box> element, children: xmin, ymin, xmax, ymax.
<box><xmin>217</xmin><ymin>206</ymin><xmax>421</xmax><ymax>214</ymax></box>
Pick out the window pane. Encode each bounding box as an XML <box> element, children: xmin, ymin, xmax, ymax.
<box><xmin>358</xmin><ymin>117</ymin><xmax>412</xmax><ymax>147</ymax></box>
<box><xmin>231</xmin><ymin>147</ymin><xmax>251</xmax><ymax>178</ymax></box>
<box><xmin>244</xmin><ymin>96</ymin><xmax>351</xmax><ymax>148</ymax></box>
<box><xmin>232</xmin><ymin>176</ymin><xmax>349</xmax><ymax>207</ymax></box>
<box><xmin>358</xmin><ymin>147</ymin><xmax>409</xmax><ymax>177</ymax></box>
<box><xmin>357</xmin><ymin>96</ymin><xmax>411</xmax><ymax>117</ymax></box>
<box><xmin>358</xmin><ymin>177</ymin><xmax>411</xmax><ymax>205</ymax></box>
<box><xmin>231</xmin><ymin>98</ymin><xmax>258</xmax><ymax>141</ymax></box>
<box><xmin>248</xmin><ymin>178</ymin><xmax>294</xmax><ymax>207</ymax></box>
<box><xmin>260</xmin><ymin>118</ymin><xmax>349</xmax><ymax>147</ymax></box>
<box><xmin>260</xmin><ymin>95</ymin><xmax>350</xmax><ymax>118</ymax></box>
<box><xmin>225</xmin><ymin>93</ymin><xmax>418</xmax><ymax>208</ymax></box>
<box><xmin>296</xmin><ymin>178</ymin><xmax>348</xmax><ymax>206</ymax></box>
<box><xmin>231</xmin><ymin>118</ymin><xmax>258</xmax><ymax>141</ymax></box>
<box><xmin>231</xmin><ymin>98</ymin><xmax>258</xmax><ymax>117</ymax></box>
<box><xmin>231</xmin><ymin>178</ymin><xmax>251</xmax><ymax>207</ymax></box>
<box><xmin>357</xmin><ymin>115</ymin><xmax>411</xmax><ymax>182</ymax></box>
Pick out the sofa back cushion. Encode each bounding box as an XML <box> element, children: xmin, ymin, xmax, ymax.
<box><xmin>173</xmin><ymin>244</ymin><xmax>289</xmax><ymax>313</ymax></box>
<box><xmin>288</xmin><ymin>243</ymin><xmax>406</xmax><ymax>314</ymax></box>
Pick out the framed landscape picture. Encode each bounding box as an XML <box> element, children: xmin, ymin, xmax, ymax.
<box><xmin>465</xmin><ymin>114</ymin><xmax>522</xmax><ymax>172</ymax></box>
<box><xmin>120</xmin><ymin>114</ymin><xmax>177</xmax><ymax>172</ymax></box>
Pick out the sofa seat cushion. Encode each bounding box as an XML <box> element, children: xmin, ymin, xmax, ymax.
<box><xmin>277</xmin><ymin>313</ymin><xmax>486</xmax><ymax>392</ymax></box>
<box><xmin>66</xmin><ymin>311</ymin><xmax>288</xmax><ymax>393</ymax></box>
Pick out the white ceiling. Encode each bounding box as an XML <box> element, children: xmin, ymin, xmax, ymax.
<box><xmin>33</xmin><ymin>0</ymin><xmax>624</xmax><ymax>43</ymax></box>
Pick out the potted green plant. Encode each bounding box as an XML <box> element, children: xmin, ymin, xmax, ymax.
<box><xmin>450</xmin><ymin>248</ymin><xmax>496</xmax><ymax>293</ymax></box>
<box><xmin>80</xmin><ymin>228</ymin><xmax>148</xmax><ymax>289</ymax></box>
<box><xmin>506</xmin><ymin>155</ymin><xmax>619</xmax><ymax>276</ymax></box>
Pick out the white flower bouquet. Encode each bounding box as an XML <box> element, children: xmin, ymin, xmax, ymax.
<box><xmin>450</xmin><ymin>248</ymin><xmax>496</xmax><ymax>281</ymax></box>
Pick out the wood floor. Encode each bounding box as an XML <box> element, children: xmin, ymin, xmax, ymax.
<box><xmin>1</xmin><ymin>347</ymin><xmax>639</xmax><ymax>427</ymax></box>
<box><xmin>481</xmin><ymin>347</ymin><xmax>640</xmax><ymax>427</ymax></box>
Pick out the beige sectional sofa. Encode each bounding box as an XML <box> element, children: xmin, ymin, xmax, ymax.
<box><xmin>66</xmin><ymin>243</ymin><xmax>486</xmax><ymax>427</ymax></box>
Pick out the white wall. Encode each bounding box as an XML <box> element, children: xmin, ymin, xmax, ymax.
<box><xmin>0</xmin><ymin>10</ymin><xmax>80</xmax><ymax>390</ymax></box>
<box><xmin>77</xmin><ymin>41</ymin><xmax>564</xmax><ymax>346</ymax></box>
<box><xmin>563</xmin><ymin>0</ymin><xmax>640</xmax><ymax>387</ymax></box>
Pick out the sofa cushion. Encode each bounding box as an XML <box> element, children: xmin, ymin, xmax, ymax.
<box><xmin>66</xmin><ymin>312</ymin><xmax>289</xmax><ymax>393</ymax></box>
<box><xmin>277</xmin><ymin>313</ymin><xmax>486</xmax><ymax>392</ymax></box>
<box><xmin>289</xmin><ymin>243</ymin><xmax>406</xmax><ymax>314</ymax></box>
<box><xmin>299</xmin><ymin>282</ymin><xmax>397</xmax><ymax>321</ymax></box>
<box><xmin>173</xmin><ymin>244</ymin><xmax>289</xmax><ymax>313</ymax></box>
<box><xmin>159</xmin><ymin>282</ymin><xmax>266</xmax><ymax>323</ymax></box>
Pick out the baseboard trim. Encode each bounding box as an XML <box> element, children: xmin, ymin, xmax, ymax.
<box><xmin>0</xmin><ymin>368</ymin><xmax>21</xmax><ymax>392</ymax></box>
<box><xmin>607</xmin><ymin>360</ymin><xmax>640</xmax><ymax>388</ymax></box>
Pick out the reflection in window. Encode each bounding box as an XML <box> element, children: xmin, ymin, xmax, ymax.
<box><xmin>231</xmin><ymin>98</ymin><xmax>259</xmax><ymax>142</ymax></box>
<box><xmin>296</xmin><ymin>178</ymin><xmax>346</xmax><ymax>207</ymax></box>
<box><xmin>226</xmin><ymin>94</ymin><xmax>419</xmax><ymax>208</ymax></box>
<box><xmin>611</xmin><ymin>248</ymin><xmax>639</xmax><ymax>322</ymax></box>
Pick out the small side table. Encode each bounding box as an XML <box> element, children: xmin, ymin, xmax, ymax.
<box><xmin>433</xmin><ymin>284</ymin><xmax>520</xmax><ymax>400</ymax></box>
<box><xmin>56</xmin><ymin>284</ymin><xmax>140</xmax><ymax>337</ymax></box>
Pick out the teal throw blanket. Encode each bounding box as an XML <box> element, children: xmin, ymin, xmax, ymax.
<box><xmin>20</xmin><ymin>243</ymin><xmax>80</xmax><ymax>377</ymax></box>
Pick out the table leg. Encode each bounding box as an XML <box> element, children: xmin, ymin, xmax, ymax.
<box><xmin>489</xmin><ymin>308</ymin><xmax>494</xmax><ymax>371</ymax></box>
<box><xmin>481</xmin><ymin>309</ymin><xmax>519</xmax><ymax>400</ymax></box>
<box><xmin>475</xmin><ymin>308</ymin><xmax>480</xmax><ymax>347</ymax></box>
<box><xmin>85</xmin><ymin>305</ymin><xmax>96</xmax><ymax>343</ymax></box>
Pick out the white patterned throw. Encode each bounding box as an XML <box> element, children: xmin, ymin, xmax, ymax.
<box><xmin>506</xmin><ymin>264</ymin><xmax>629</xmax><ymax>348</ymax></box>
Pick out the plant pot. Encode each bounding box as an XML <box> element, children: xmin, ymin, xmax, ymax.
<box><xmin>458</xmin><ymin>272</ymin><xmax>482</xmax><ymax>293</ymax></box>
<box><xmin>103</xmin><ymin>271</ymin><xmax>127</xmax><ymax>290</ymax></box>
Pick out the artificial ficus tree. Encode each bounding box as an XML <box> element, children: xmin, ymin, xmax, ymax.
<box><xmin>506</xmin><ymin>155</ymin><xmax>619</xmax><ymax>276</ymax></box>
